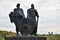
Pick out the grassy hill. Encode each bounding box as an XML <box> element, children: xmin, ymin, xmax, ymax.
<box><xmin>0</xmin><ymin>30</ymin><xmax>16</xmax><ymax>40</ymax></box>
<box><xmin>0</xmin><ymin>30</ymin><xmax>16</xmax><ymax>36</ymax></box>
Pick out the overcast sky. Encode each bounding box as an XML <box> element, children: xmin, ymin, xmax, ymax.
<box><xmin>0</xmin><ymin>0</ymin><xmax>60</xmax><ymax>34</ymax></box>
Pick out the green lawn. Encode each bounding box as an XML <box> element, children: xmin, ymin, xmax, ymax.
<box><xmin>0</xmin><ymin>36</ymin><xmax>4</xmax><ymax>40</ymax></box>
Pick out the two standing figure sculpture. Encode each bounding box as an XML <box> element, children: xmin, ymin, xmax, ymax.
<box><xmin>9</xmin><ymin>3</ymin><xmax>39</xmax><ymax>36</ymax></box>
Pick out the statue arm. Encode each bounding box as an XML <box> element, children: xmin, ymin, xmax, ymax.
<box><xmin>27</xmin><ymin>9</ymin><xmax>30</xmax><ymax>18</ymax></box>
<box><xmin>9</xmin><ymin>12</ymin><xmax>14</xmax><ymax>23</ymax></box>
<box><xmin>21</xmin><ymin>9</ymin><xmax>25</xmax><ymax>18</ymax></box>
<box><xmin>13</xmin><ymin>9</ymin><xmax>16</xmax><ymax>16</ymax></box>
<box><xmin>14</xmin><ymin>8</ymin><xmax>16</xmax><ymax>12</ymax></box>
<box><xmin>35</xmin><ymin>10</ymin><xmax>39</xmax><ymax>17</ymax></box>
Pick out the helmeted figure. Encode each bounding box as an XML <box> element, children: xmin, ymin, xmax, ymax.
<box><xmin>14</xmin><ymin>3</ymin><xmax>25</xmax><ymax>35</ymax></box>
<box><xmin>27</xmin><ymin>4</ymin><xmax>39</xmax><ymax>35</ymax></box>
<box><xmin>14</xmin><ymin>3</ymin><xmax>25</xmax><ymax>19</ymax></box>
<box><xmin>9</xmin><ymin>3</ymin><xmax>25</xmax><ymax>35</ymax></box>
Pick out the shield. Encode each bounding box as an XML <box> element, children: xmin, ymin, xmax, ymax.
<box><xmin>9</xmin><ymin>12</ymin><xmax>15</xmax><ymax>23</ymax></box>
<box><xmin>16</xmin><ymin>18</ymin><xmax>36</xmax><ymax>35</ymax></box>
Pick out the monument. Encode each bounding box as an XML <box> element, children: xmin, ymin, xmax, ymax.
<box><xmin>27</xmin><ymin>4</ymin><xmax>39</xmax><ymax>35</ymax></box>
<box><xmin>5</xmin><ymin>3</ymin><xmax>47</xmax><ymax>40</ymax></box>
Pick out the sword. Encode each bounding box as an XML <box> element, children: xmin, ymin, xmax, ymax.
<box><xmin>36</xmin><ymin>16</ymin><xmax>39</xmax><ymax>27</ymax></box>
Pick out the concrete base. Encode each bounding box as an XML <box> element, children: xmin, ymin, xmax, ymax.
<box><xmin>5</xmin><ymin>36</ymin><xmax>47</xmax><ymax>40</ymax></box>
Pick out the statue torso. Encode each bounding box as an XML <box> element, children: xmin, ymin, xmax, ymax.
<box><xmin>14</xmin><ymin>8</ymin><xmax>24</xmax><ymax>17</ymax></box>
<box><xmin>27</xmin><ymin>9</ymin><xmax>36</xmax><ymax>22</ymax></box>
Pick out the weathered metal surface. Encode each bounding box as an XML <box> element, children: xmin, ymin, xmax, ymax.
<box><xmin>5</xmin><ymin>36</ymin><xmax>47</xmax><ymax>40</ymax></box>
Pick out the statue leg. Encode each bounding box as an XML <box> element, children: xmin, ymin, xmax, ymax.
<box><xmin>16</xmin><ymin>26</ymin><xmax>19</xmax><ymax>35</ymax></box>
<box><xmin>30</xmin><ymin>26</ymin><xmax>37</xmax><ymax>36</ymax></box>
<box><xmin>33</xmin><ymin>26</ymin><xmax>37</xmax><ymax>35</ymax></box>
<box><xmin>14</xmin><ymin>22</ymin><xmax>19</xmax><ymax>35</ymax></box>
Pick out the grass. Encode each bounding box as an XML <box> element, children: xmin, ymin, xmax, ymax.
<box><xmin>37</xmin><ymin>34</ymin><xmax>60</xmax><ymax>40</ymax></box>
<box><xmin>0</xmin><ymin>36</ymin><xmax>4</xmax><ymax>40</ymax></box>
<box><xmin>0</xmin><ymin>34</ymin><xmax>60</xmax><ymax>40</ymax></box>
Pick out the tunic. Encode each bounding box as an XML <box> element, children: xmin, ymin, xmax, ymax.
<box><xmin>27</xmin><ymin>9</ymin><xmax>38</xmax><ymax>22</ymax></box>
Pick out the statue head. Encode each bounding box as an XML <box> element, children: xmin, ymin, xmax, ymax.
<box><xmin>16</xmin><ymin>3</ymin><xmax>20</xmax><ymax>8</ymax></box>
<box><xmin>31</xmin><ymin>4</ymin><xmax>34</xmax><ymax>9</ymax></box>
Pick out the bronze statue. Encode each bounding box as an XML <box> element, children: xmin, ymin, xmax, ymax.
<box><xmin>9</xmin><ymin>3</ymin><xmax>39</xmax><ymax>36</ymax></box>
<box><xmin>13</xmin><ymin>3</ymin><xmax>25</xmax><ymax>35</ymax></box>
<box><xmin>27</xmin><ymin>4</ymin><xmax>39</xmax><ymax>35</ymax></box>
<box><xmin>9</xmin><ymin>3</ymin><xmax>25</xmax><ymax>35</ymax></box>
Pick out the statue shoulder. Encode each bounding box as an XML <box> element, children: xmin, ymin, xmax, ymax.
<box><xmin>32</xmin><ymin>9</ymin><xmax>36</xmax><ymax>10</ymax></box>
<box><xmin>20</xmin><ymin>8</ymin><xmax>23</xmax><ymax>10</ymax></box>
<box><xmin>27</xmin><ymin>9</ymin><xmax>31</xmax><ymax>11</ymax></box>
<box><xmin>14</xmin><ymin>8</ymin><xmax>17</xmax><ymax>11</ymax></box>
<box><xmin>14</xmin><ymin>8</ymin><xmax>23</xmax><ymax>10</ymax></box>
<box><xmin>32</xmin><ymin>9</ymin><xmax>37</xmax><ymax>12</ymax></box>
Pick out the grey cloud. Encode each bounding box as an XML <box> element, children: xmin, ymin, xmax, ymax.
<box><xmin>0</xmin><ymin>0</ymin><xmax>60</xmax><ymax>34</ymax></box>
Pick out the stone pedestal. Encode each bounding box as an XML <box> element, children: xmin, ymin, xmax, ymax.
<box><xmin>5</xmin><ymin>36</ymin><xmax>47</xmax><ymax>40</ymax></box>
